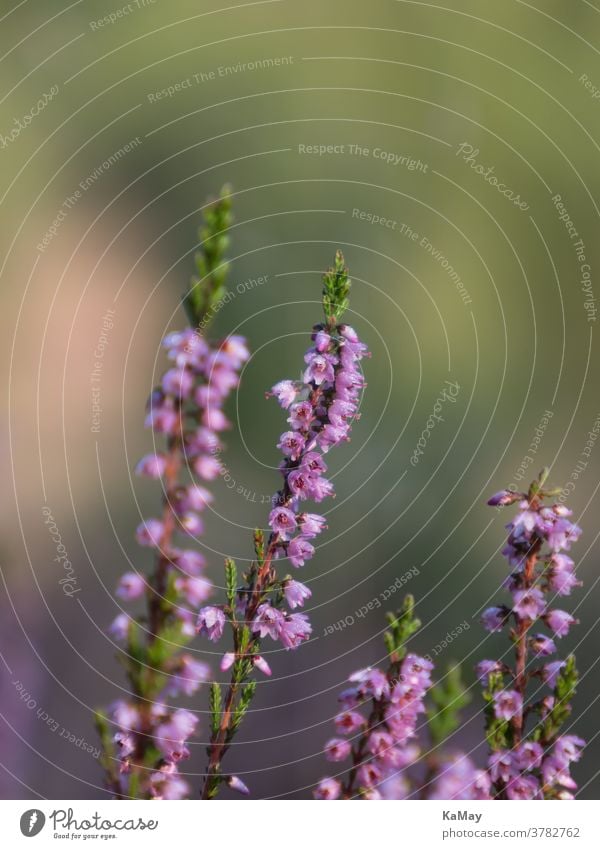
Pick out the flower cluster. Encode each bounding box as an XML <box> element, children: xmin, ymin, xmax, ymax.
<box><xmin>479</xmin><ymin>471</ymin><xmax>585</xmax><ymax>799</ymax></box>
<box><xmin>315</xmin><ymin>597</ymin><xmax>433</xmax><ymax>799</ymax></box>
<box><xmin>100</xmin><ymin>328</ymin><xmax>248</xmax><ymax>799</ymax></box>
<box><xmin>197</xmin><ymin>251</ymin><xmax>371</xmax><ymax>798</ymax></box>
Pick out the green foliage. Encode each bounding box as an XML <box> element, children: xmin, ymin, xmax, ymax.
<box><xmin>210</xmin><ymin>682</ymin><xmax>222</xmax><ymax>737</ymax></box>
<box><xmin>322</xmin><ymin>249</ymin><xmax>351</xmax><ymax>324</ymax></box>
<box><xmin>542</xmin><ymin>654</ymin><xmax>579</xmax><ymax>742</ymax></box>
<box><xmin>253</xmin><ymin>528</ymin><xmax>265</xmax><ymax>563</ymax></box>
<box><xmin>225</xmin><ymin>558</ymin><xmax>237</xmax><ymax>610</ymax></box>
<box><xmin>229</xmin><ymin>680</ymin><xmax>257</xmax><ymax>740</ymax></box>
<box><xmin>482</xmin><ymin>671</ymin><xmax>510</xmax><ymax>750</ymax></box>
<box><xmin>383</xmin><ymin>594</ymin><xmax>421</xmax><ymax>661</ymax></box>
<box><xmin>427</xmin><ymin>663</ymin><xmax>471</xmax><ymax>746</ymax></box>
<box><xmin>183</xmin><ymin>185</ymin><xmax>233</xmax><ymax>327</ymax></box>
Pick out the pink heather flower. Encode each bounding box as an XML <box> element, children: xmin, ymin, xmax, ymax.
<box><xmin>314</xmin><ymin>778</ymin><xmax>341</xmax><ymax>799</ymax></box>
<box><xmin>313</xmin><ymin>330</ymin><xmax>332</xmax><ymax>352</ymax></box>
<box><xmin>547</xmin><ymin>518</ymin><xmax>582</xmax><ymax>552</ymax></box>
<box><xmin>150</xmin><ymin>766</ymin><xmax>189</xmax><ymax>800</ymax></box>
<box><xmin>167</xmin><ymin>656</ymin><xmax>211</xmax><ymax>696</ymax></box>
<box><xmin>201</xmin><ymin>407</ymin><xmax>230</xmax><ymax>431</ymax></box>
<box><xmin>226</xmin><ymin>775</ymin><xmax>250</xmax><ymax>795</ymax></box>
<box><xmin>367</xmin><ymin>730</ymin><xmax>396</xmax><ymax>760</ymax></box>
<box><xmin>173</xmin><ymin>549</ymin><xmax>206</xmax><ymax>575</ymax></box>
<box><xmin>515</xmin><ymin>741</ymin><xmax>544</xmax><ymax>770</ymax></box>
<box><xmin>317</xmin><ymin>423</ymin><xmax>349</xmax><ymax>452</ymax></box>
<box><xmin>196</xmin><ymin>606</ymin><xmax>226</xmax><ymax>642</ymax></box>
<box><xmin>488</xmin><ymin>749</ymin><xmax>516</xmax><ymax>783</ymax></box>
<box><xmin>175</xmin><ymin>576</ymin><xmax>213</xmax><ymax>607</ymax></box>
<box><xmin>187</xmin><ymin>426</ymin><xmax>220</xmax><ymax>453</ymax></box>
<box><xmin>334</xmin><ymin>711</ymin><xmax>366</xmax><ymax>735</ymax></box>
<box><xmin>162</xmin><ymin>367</ymin><xmax>193</xmax><ymax>398</ymax></box>
<box><xmin>328</xmin><ymin>400</ymin><xmax>357</xmax><ymax>428</ymax></box>
<box><xmin>548</xmin><ymin>554</ymin><xmax>580</xmax><ymax>596</ymax></box>
<box><xmin>349</xmin><ymin>667</ymin><xmax>390</xmax><ymax>700</ymax></box>
<box><xmin>530</xmin><ymin>634</ymin><xmax>557</xmax><ymax>656</ymax></box>
<box><xmin>487</xmin><ymin>489</ymin><xmax>521</xmax><ymax>506</ymax></box>
<box><xmin>221</xmin><ymin>334</ymin><xmax>250</xmax><ymax>368</ymax></box>
<box><xmin>356</xmin><ymin>762</ymin><xmax>383</xmax><ymax>788</ymax></box>
<box><xmin>268</xmin><ymin>506</ymin><xmax>297</xmax><ymax>540</ymax></box>
<box><xmin>114</xmin><ymin>731</ymin><xmax>135</xmax><ymax>759</ymax></box>
<box><xmin>135</xmin><ymin>518</ymin><xmax>164</xmax><ymax>547</ymax></box>
<box><xmin>287</xmin><ymin>470</ymin><xmax>312</xmax><ymax>500</ymax></box>
<box><xmin>493</xmin><ymin>689</ymin><xmax>523</xmax><ymax>721</ymax></box>
<box><xmin>287</xmin><ymin>401</ymin><xmax>314</xmax><ymax>430</ymax></box>
<box><xmin>220</xmin><ymin>652</ymin><xmax>235</xmax><ymax>671</ymax></box>
<box><xmin>252</xmin><ymin>603</ymin><xmax>286</xmax><ymax>639</ymax></box>
<box><xmin>109</xmin><ymin>613</ymin><xmax>130</xmax><ymax>641</ymax></box>
<box><xmin>553</xmin><ymin>735</ymin><xmax>585</xmax><ymax>767</ymax></box>
<box><xmin>301</xmin><ymin>452</ymin><xmax>328</xmax><ymax>476</ymax></box>
<box><xmin>193</xmin><ymin>455</ymin><xmax>222</xmax><ymax>480</ymax></box>
<box><xmin>277</xmin><ymin>430</ymin><xmax>306</xmax><ymax>461</ymax></box>
<box><xmin>324</xmin><ymin>738</ymin><xmax>352</xmax><ymax>762</ymax></box>
<box><xmin>307</xmin><ymin>475</ymin><xmax>335</xmax><ymax>502</ymax></box>
<box><xmin>476</xmin><ymin>660</ymin><xmax>504</xmax><ymax>682</ymax></box>
<box><xmin>179</xmin><ymin>512</ymin><xmax>204</xmax><ymax>536</ymax></box>
<box><xmin>542</xmin><ymin>756</ymin><xmax>577</xmax><ymax>790</ymax></box>
<box><xmin>481</xmin><ymin>606</ymin><xmax>509</xmax><ymax>632</ymax></box>
<box><xmin>544</xmin><ymin>609</ymin><xmax>577</xmax><ymax>637</ymax></box>
<box><xmin>279</xmin><ymin>612</ymin><xmax>312</xmax><ymax>649</ymax></box>
<box><xmin>284</xmin><ymin>579</ymin><xmax>312</xmax><ymax>609</ymax></box>
<box><xmin>512</xmin><ymin>587</ymin><xmax>545</xmax><ymax>620</ymax></box>
<box><xmin>269</xmin><ymin>380</ymin><xmax>298</xmax><ymax>409</ymax></box>
<box><xmin>303</xmin><ymin>353</ymin><xmax>335</xmax><ymax>385</ymax></box>
<box><xmin>287</xmin><ymin>536</ymin><xmax>315</xmax><ymax>567</ymax></box>
<box><xmin>145</xmin><ymin>402</ymin><xmax>178</xmax><ymax>434</ymax></box>
<box><xmin>297</xmin><ymin>512</ymin><xmax>326</xmax><ymax>538</ymax></box>
<box><xmin>401</xmin><ymin>654</ymin><xmax>434</xmax><ymax>691</ymax></box>
<box><xmin>506</xmin><ymin>775</ymin><xmax>540</xmax><ymax>800</ymax></box>
<box><xmin>110</xmin><ymin>701</ymin><xmax>140</xmax><ymax>732</ymax></box>
<box><xmin>135</xmin><ymin>453</ymin><xmax>167</xmax><ymax>478</ymax></box>
<box><xmin>543</xmin><ymin>660</ymin><xmax>566</xmax><ymax>689</ymax></box>
<box><xmin>155</xmin><ymin>709</ymin><xmax>198</xmax><ymax>762</ymax></box>
<box><xmin>115</xmin><ymin>572</ymin><xmax>146</xmax><ymax>600</ymax></box>
<box><xmin>253</xmin><ymin>655</ymin><xmax>272</xmax><ymax>676</ymax></box>
<box><xmin>180</xmin><ymin>484</ymin><xmax>214</xmax><ymax>512</ymax></box>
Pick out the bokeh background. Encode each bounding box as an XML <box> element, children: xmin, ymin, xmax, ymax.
<box><xmin>1</xmin><ymin>0</ymin><xmax>599</xmax><ymax>800</ymax></box>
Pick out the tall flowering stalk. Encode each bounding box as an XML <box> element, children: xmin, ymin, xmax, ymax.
<box><xmin>479</xmin><ymin>470</ymin><xmax>585</xmax><ymax>799</ymax></box>
<box><xmin>314</xmin><ymin>596</ymin><xmax>435</xmax><ymax>800</ymax></box>
<box><xmin>197</xmin><ymin>251</ymin><xmax>369</xmax><ymax>798</ymax></box>
<box><xmin>96</xmin><ymin>188</ymin><xmax>250</xmax><ymax>799</ymax></box>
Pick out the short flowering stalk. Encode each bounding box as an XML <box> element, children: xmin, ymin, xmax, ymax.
<box><xmin>96</xmin><ymin>189</ymin><xmax>249</xmax><ymax>799</ymax></box>
<box><xmin>314</xmin><ymin>596</ymin><xmax>433</xmax><ymax>800</ymax></box>
<box><xmin>480</xmin><ymin>471</ymin><xmax>584</xmax><ymax>799</ymax></box>
<box><xmin>198</xmin><ymin>251</ymin><xmax>369</xmax><ymax>798</ymax></box>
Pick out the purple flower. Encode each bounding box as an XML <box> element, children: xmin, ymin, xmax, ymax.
<box><xmin>530</xmin><ymin>634</ymin><xmax>557</xmax><ymax>656</ymax></box>
<box><xmin>175</xmin><ymin>576</ymin><xmax>212</xmax><ymax>607</ymax></box>
<box><xmin>544</xmin><ymin>609</ymin><xmax>577</xmax><ymax>637</ymax></box>
<box><xmin>284</xmin><ymin>579</ymin><xmax>312</xmax><ymax>609</ymax></box>
<box><xmin>135</xmin><ymin>453</ymin><xmax>167</xmax><ymax>478</ymax></box>
<box><xmin>162</xmin><ymin>367</ymin><xmax>194</xmax><ymax>398</ymax></box>
<box><xmin>514</xmin><ymin>741</ymin><xmax>544</xmax><ymax>770</ymax></box>
<box><xmin>167</xmin><ymin>655</ymin><xmax>211</xmax><ymax>696</ymax></box>
<box><xmin>349</xmin><ymin>667</ymin><xmax>390</xmax><ymax>700</ymax></box>
<box><xmin>301</xmin><ymin>452</ymin><xmax>328</xmax><ymax>476</ymax></box>
<box><xmin>196</xmin><ymin>606</ymin><xmax>226</xmax><ymax>642</ymax></box>
<box><xmin>297</xmin><ymin>512</ymin><xmax>326</xmax><ymax>538</ymax></box>
<box><xmin>193</xmin><ymin>455</ymin><xmax>222</xmax><ymax>480</ymax></box>
<box><xmin>253</xmin><ymin>655</ymin><xmax>272</xmax><ymax>676</ymax></box>
<box><xmin>287</xmin><ymin>470</ymin><xmax>313</xmax><ymax>500</ymax></box>
<box><xmin>226</xmin><ymin>775</ymin><xmax>250</xmax><ymax>796</ymax></box>
<box><xmin>487</xmin><ymin>489</ymin><xmax>521</xmax><ymax>507</ymax></box>
<box><xmin>268</xmin><ymin>506</ymin><xmax>297</xmax><ymax>540</ymax></box>
<box><xmin>493</xmin><ymin>689</ymin><xmax>523</xmax><ymax>721</ymax></box>
<box><xmin>252</xmin><ymin>603</ymin><xmax>286</xmax><ymax>639</ymax></box>
<box><xmin>109</xmin><ymin>614</ymin><xmax>131</xmax><ymax>641</ymax></box>
<box><xmin>115</xmin><ymin>572</ymin><xmax>146</xmax><ymax>600</ymax></box>
<box><xmin>475</xmin><ymin>660</ymin><xmax>504</xmax><ymax>683</ymax></box>
<box><xmin>488</xmin><ymin>749</ymin><xmax>516</xmax><ymax>783</ymax></box>
<box><xmin>317</xmin><ymin>423</ymin><xmax>349</xmax><ymax>452</ymax></box>
<box><xmin>287</xmin><ymin>536</ymin><xmax>315</xmax><ymax>567</ymax></box>
<box><xmin>269</xmin><ymin>380</ymin><xmax>298</xmax><ymax>409</ymax></box>
<box><xmin>277</xmin><ymin>431</ymin><xmax>306</xmax><ymax>461</ymax></box>
<box><xmin>314</xmin><ymin>778</ymin><xmax>341</xmax><ymax>799</ymax></box>
<box><xmin>278</xmin><ymin>612</ymin><xmax>312</xmax><ymax>649</ymax></box>
<box><xmin>506</xmin><ymin>775</ymin><xmax>540</xmax><ymax>800</ymax></box>
<box><xmin>512</xmin><ymin>587</ymin><xmax>545</xmax><ymax>620</ymax></box>
<box><xmin>481</xmin><ymin>606</ymin><xmax>509</xmax><ymax>632</ymax></box>
<box><xmin>543</xmin><ymin>660</ymin><xmax>566</xmax><ymax>689</ymax></box>
<box><xmin>553</xmin><ymin>735</ymin><xmax>585</xmax><ymax>767</ymax></box>
<box><xmin>287</xmin><ymin>401</ymin><xmax>314</xmax><ymax>430</ymax></box>
<box><xmin>303</xmin><ymin>353</ymin><xmax>335</xmax><ymax>385</ymax></box>
<box><xmin>135</xmin><ymin>518</ymin><xmax>164</xmax><ymax>548</ymax></box>
<box><xmin>149</xmin><ymin>765</ymin><xmax>189</xmax><ymax>800</ymax></box>
<box><xmin>324</xmin><ymin>738</ymin><xmax>352</xmax><ymax>762</ymax></box>
<box><xmin>334</xmin><ymin>711</ymin><xmax>366</xmax><ymax>735</ymax></box>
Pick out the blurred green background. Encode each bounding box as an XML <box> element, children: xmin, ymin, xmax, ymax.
<box><xmin>1</xmin><ymin>0</ymin><xmax>599</xmax><ymax>799</ymax></box>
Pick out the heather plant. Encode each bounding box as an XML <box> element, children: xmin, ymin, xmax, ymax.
<box><xmin>479</xmin><ymin>470</ymin><xmax>585</xmax><ymax>799</ymax></box>
<box><xmin>197</xmin><ymin>251</ymin><xmax>370</xmax><ymax>798</ymax></box>
<box><xmin>96</xmin><ymin>188</ymin><xmax>250</xmax><ymax>799</ymax></box>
